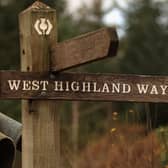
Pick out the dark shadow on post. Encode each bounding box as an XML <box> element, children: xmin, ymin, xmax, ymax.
<box><xmin>0</xmin><ymin>132</ymin><xmax>15</xmax><ymax>168</ymax></box>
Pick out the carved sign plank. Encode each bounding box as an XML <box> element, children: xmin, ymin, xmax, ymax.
<box><xmin>51</xmin><ymin>28</ymin><xmax>118</xmax><ymax>71</ymax></box>
<box><xmin>1</xmin><ymin>71</ymin><xmax>168</xmax><ymax>103</ymax></box>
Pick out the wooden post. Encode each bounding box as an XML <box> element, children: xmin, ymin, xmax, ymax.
<box><xmin>72</xmin><ymin>102</ymin><xmax>79</xmax><ymax>168</ymax></box>
<box><xmin>19</xmin><ymin>2</ymin><xmax>60</xmax><ymax>168</ymax></box>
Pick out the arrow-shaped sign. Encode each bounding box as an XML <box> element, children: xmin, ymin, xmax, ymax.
<box><xmin>1</xmin><ymin>71</ymin><xmax>168</xmax><ymax>103</ymax></box>
<box><xmin>50</xmin><ymin>28</ymin><xmax>118</xmax><ymax>71</ymax></box>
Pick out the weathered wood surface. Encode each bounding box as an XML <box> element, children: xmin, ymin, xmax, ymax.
<box><xmin>1</xmin><ymin>71</ymin><xmax>168</xmax><ymax>103</ymax></box>
<box><xmin>19</xmin><ymin>1</ymin><xmax>60</xmax><ymax>168</ymax></box>
<box><xmin>51</xmin><ymin>28</ymin><xmax>118</xmax><ymax>71</ymax></box>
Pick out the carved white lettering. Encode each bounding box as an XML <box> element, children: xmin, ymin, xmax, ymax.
<box><xmin>123</xmin><ymin>84</ymin><xmax>131</xmax><ymax>93</ymax></box>
<box><xmin>93</xmin><ymin>82</ymin><xmax>101</xmax><ymax>92</ymax></box>
<box><xmin>82</xmin><ymin>82</ymin><xmax>91</xmax><ymax>92</ymax></box>
<box><xmin>23</xmin><ymin>80</ymin><xmax>31</xmax><ymax>91</ymax></box>
<box><xmin>111</xmin><ymin>83</ymin><xmax>120</xmax><ymax>93</ymax></box>
<box><xmin>71</xmin><ymin>81</ymin><xmax>79</xmax><ymax>91</ymax></box>
<box><xmin>65</xmin><ymin>81</ymin><xmax>70</xmax><ymax>91</ymax></box>
<box><xmin>8</xmin><ymin>80</ymin><xmax>21</xmax><ymax>91</ymax></box>
<box><xmin>160</xmin><ymin>85</ymin><xmax>168</xmax><ymax>95</ymax></box>
<box><xmin>54</xmin><ymin>81</ymin><xmax>64</xmax><ymax>91</ymax></box>
<box><xmin>137</xmin><ymin>84</ymin><xmax>149</xmax><ymax>94</ymax></box>
<box><xmin>150</xmin><ymin>85</ymin><xmax>158</xmax><ymax>95</ymax></box>
<box><xmin>32</xmin><ymin>80</ymin><xmax>40</xmax><ymax>91</ymax></box>
<box><xmin>8</xmin><ymin>80</ymin><xmax>168</xmax><ymax>97</ymax></box>
<box><xmin>102</xmin><ymin>83</ymin><xmax>110</xmax><ymax>93</ymax></box>
<box><xmin>41</xmin><ymin>81</ymin><xmax>49</xmax><ymax>91</ymax></box>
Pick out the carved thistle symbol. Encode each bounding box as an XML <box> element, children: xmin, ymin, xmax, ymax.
<box><xmin>34</xmin><ymin>18</ymin><xmax>53</xmax><ymax>35</ymax></box>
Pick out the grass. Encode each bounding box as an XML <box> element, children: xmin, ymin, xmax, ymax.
<box><xmin>79</xmin><ymin>124</ymin><xmax>162</xmax><ymax>168</ymax></box>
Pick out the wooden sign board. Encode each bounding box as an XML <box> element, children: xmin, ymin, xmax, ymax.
<box><xmin>1</xmin><ymin>71</ymin><xmax>168</xmax><ymax>103</ymax></box>
<box><xmin>51</xmin><ymin>28</ymin><xmax>118</xmax><ymax>71</ymax></box>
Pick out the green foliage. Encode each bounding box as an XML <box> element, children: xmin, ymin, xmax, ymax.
<box><xmin>118</xmin><ymin>0</ymin><xmax>168</xmax><ymax>128</ymax></box>
<box><xmin>119</xmin><ymin>0</ymin><xmax>168</xmax><ymax>75</ymax></box>
<box><xmin>157</xmin><ymin>127</ymin><xmax>168</xmax><ymax>166</ymax></box>
<box><xmin>0</xmin><ymin>1</ymin><xmax>19</xmax><ymax>70</ymax></box>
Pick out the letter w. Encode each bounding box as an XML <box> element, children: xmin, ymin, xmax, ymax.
<box><xmin>136</xmin><ymin>84</ymin><xmax>149</xmax><ymax>94</ymax></box>
<box><xmin>8</xmin><ymin>80</ymin><xmax>21</xmax><ymax>90</ymax></box>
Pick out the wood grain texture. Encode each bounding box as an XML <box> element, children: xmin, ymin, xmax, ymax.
<box><xmin>1</xmin><ymin>71</ymin><xmax>168</xmax><ymax>103</ymax></box>
<box><xmin>51</xmin><ymin>28</ymin><xmax>118</xmax><ymax>71</ymax></box>
<box><xmin>19</xmin><ymin>2</ymin><xmax>60</xmax><ymax>168</ymax></box>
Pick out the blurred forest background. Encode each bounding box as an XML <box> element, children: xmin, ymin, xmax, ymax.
<box><xmin>0</xmin><ymin>0</ymin><xmax>168</xmax><ymax>167</ymax></box>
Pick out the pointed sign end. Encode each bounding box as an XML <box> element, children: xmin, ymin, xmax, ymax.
<box><xmin>106</xmin><ymin>27</ymin><xmax>119</xmax><ymax>57</ymax></box>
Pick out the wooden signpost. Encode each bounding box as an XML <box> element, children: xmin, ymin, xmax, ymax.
<box><xmin>51</xmin><ymin>28</ymin><xmax>118</xmax><ymax>71</ymax></box>
<box><xmin>19</xmin><ymin>2</ymin><xmax>59</xmax><ymax>168</ymax></box>
<box><xmin>18</xmin><ymin>1</ymin><xmax>118</xmax><ymax>168</ymax></box>
<box><xmin>0</xmin><ymin>1</ymin><xmax>166</xmax><ymax>168</ymax></box>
